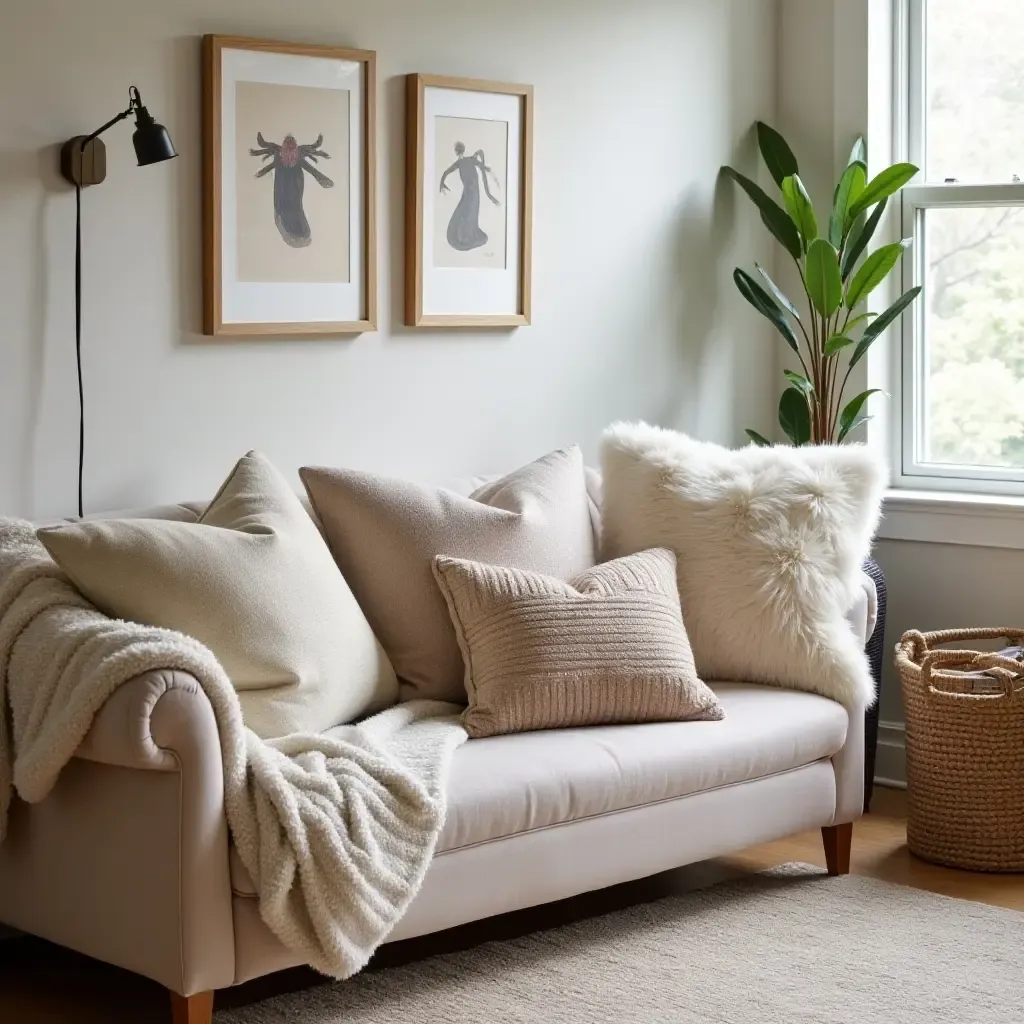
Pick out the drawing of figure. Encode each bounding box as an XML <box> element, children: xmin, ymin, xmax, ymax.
<box><xmin>439</xmin><ymin>142</ymin><xmax>500</xmax><ymax>252</ymax></box>
<box><xmin>250</xmin><ymin>132</ymin><xmax>334</xmax><ymax>248</ymax></box>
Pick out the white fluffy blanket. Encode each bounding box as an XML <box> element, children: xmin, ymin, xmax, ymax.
<box><xmin>0</xmin><ymin>519</ymin><xmax>467</xmax><ymax>978</ymax></box>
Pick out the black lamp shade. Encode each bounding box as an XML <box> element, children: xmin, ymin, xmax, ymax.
<box><xmin>132</xmin><ymin>105</ymin><xmax>177</xmax><ymax>166</ymax></box>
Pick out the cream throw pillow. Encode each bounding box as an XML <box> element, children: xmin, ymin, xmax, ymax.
<box><xmin>600</xmin><ymin>423</ymin><xmax>885</xmax><ymax>710</ymax></box>
<box><xmin>432</xmin><ymin>548</ymin><xmax>724</xmax><ymax>738</ymax></box>
<box><xmin>38</xmin><ymin>451</ymin><xmax>398</xmax><ymax>738</ymax></box>
<box><xmin>301</xmin><ymin>447</ymin><xmax>597</xmax><ymax>703</ymax></box>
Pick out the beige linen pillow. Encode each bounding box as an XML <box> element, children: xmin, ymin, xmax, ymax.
<box><xmin>38</xmin><ymin>451</ymin><xmax>398</xmax><ymax>738</ymax></box>
<box><xmin>432</xmin><ymin>548</ymin><xmax>723</xmax><ymax>738</ymax></box>
<box><xmin>300</xmin><ymin>447</ymin><xmax>596</xmax><ymax>703</ymax></box>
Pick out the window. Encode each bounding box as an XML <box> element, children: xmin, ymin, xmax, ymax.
<box><xmin>899</xmin><ymin>0</ymin><xmax>1024</xmax><ymax>493</ymax></box>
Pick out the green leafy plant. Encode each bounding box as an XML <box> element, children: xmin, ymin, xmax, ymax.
<box><xmin>724</xmin><ymin>123</ymin><xmax>922</xmax><ymax>446</ymax></box>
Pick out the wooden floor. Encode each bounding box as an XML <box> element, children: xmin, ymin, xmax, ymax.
<box><xmin>2</xmin><ymin>787</ymin><xmax>1022</xmax><ymax>1022</ymax></box>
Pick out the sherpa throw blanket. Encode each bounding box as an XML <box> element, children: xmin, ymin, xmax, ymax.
<box><xmin>0</xmin><ymin>519</ymin><xmax>468</xmax><ymax>978</ymax></box>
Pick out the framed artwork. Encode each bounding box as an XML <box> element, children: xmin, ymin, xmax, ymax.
<box><xmin>405</xmin><ymin>74</ymin><xmax>533</xmax><ymax>327</ymax></box>
<box><xmin>202</xmin><ymin>35</ymin><xmax>376</xmax><ymax>336</ymax></box>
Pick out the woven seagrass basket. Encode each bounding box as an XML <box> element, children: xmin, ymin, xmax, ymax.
<box><xmin>896</xmin><ymin>628</ymin><xmax>1024</xmax><ymax>872</ymax></box>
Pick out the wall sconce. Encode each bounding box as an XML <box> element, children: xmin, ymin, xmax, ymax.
<box><xmin>60</xmin><ymin>86</ymin><xmax>177</xmax><ymax>188</ymax></box>
<box><xmin>59</xmin><ymin>86</ymin><xmax>177</xmax><ymax>516</ymax></box>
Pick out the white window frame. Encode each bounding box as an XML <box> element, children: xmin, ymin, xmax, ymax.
<box><xmin>893</xmin><ymin>0</ymin><xmax>1024</xmax><ymax>495</ymax></box>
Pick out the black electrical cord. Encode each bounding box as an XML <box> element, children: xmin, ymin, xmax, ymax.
<box><xmin>75</xmin><ymin>182</ymin><xmax>84</xmax><ymax>518</ymax></box>
<box><xmin>66</xmin><ymin>88</ymin><xmax>175</xmax><ymax>518</ymax></box>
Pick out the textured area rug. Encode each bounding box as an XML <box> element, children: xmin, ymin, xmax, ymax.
<box><xmin>217</xmin><ymin>864</ymin><xmax>1024</xmax><ymax>1023</ymax></box>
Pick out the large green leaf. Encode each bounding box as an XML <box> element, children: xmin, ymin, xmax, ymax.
<box><xmin>841</xmin><ymin>197</ymin><xmax>888</xmax><ymax>280</ymax></box>
<box><xmin>848</xmin><ymin>162</ymin><xmax>918</xmax><ymax>220</ymax></box>
<box><xmin>733</xmin><ymin>268</ymin><xmax>801</xmax><ymax>354</ymax></box>
<box><xmin>837</xmin><ymin>390</ymin><xmax>882</xmax><ymax>441</ymax></box>
<box><xmin>756</xmin><ymin>121</ymin><xmax>799</xmax><ymax>188</ymax></box>
<box><xmin>784</xmin><ymin>369</ymin><xmax>814</xmax><ymax>397</ymax></box>
<box><xmin>845</xmin><ymin>239</ymin><xmax>911</xmax><ymax>309</ymax></box>
<box><xmin>848</xmin><ymin>136</ymin><xmax>867</xmax><ymax>168</ymax></box>
<box><xmin>723</xmin><ymin>167</ymin><xmax>803</xmax><ymax>260</ymax></box>
<box><xmin>823</xmin><ymin>334</ymin><xmax>855</xmax><ymax>357</ymax></box>
<box><xmin>837</xmin><ymin>414</ymin><xmax>873</xmax><ymax>442</ymax></box>
<box><xmin>782</xmin><ymin>174</ymin><xmax>818</xmax><ymax>249</ymax></box>
<box><xmin>844</xmin><ymin>311</ymin><xmax>878</xmax><ymax>333</ymax></box>
<box><xmin>745</xmin><ymin>429</ymin><xmax>773</xmax><ymax>447</ymax></box>
<box><xmin>829</xmin><ymin>162</ymin><xmax>867</xmax><ymax>246</ymax></box>
<box><xmin>849</xmin><ymin>285</ymin><xmax>923</xmax><ymax>368</ymax></box>
<box><xmin>778</xmin><ymin>388</ymin><xmax>812</xmax><ymax>446</ymax></box>
<box><xmin>828</xmin><ymin>199</ymin><xmax>842</xmax><ymax>250</ymax></box>
<box><xmin>805</xmin><ymin>238</ymin><xmax>843</xmax><ymax>318</ymax></box>
<box><xmin>842</xmin><ymin>168</ymin><xmax>868</xmax><ymax>231</ymax></box>
<box><xmin>755</xmin><ymin>262</ymin><xmax>800</xmax><ymax>320</ymax></box>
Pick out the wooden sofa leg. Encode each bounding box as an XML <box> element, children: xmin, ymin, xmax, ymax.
<box><xmin>170</xmin><ymin>990</ymin><xmax>214</xmax><ymax>1024</ymax></box>
<box><xmin>821</xmin><ymin>822</ymin><xmax>853</xmax><ymax>876</ymax></box>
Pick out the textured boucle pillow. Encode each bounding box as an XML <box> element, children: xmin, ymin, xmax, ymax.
<box><xmin>600</xmin><ymin>423</ymin><xmax>885</xmax><ymax>710</ymax></box>
<box><xmin>38</xmin><ymin>451</ymin><xmax>398</xmax><ymax>738</ymax></box>
<box><xmin>432</xmin><ymin>547</ymin><xmax>724</xmax><ymax>738</ymax></box>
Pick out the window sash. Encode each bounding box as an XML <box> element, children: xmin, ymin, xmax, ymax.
<box><xmin>898</xmin><ymin>185</ymin><xmax>1024</xmax><ymax>492</ymax></box>
<box><xmin>894</xmin><ymin>0</ymin><xmax>1024</xmax><ymax>493</ymax></box>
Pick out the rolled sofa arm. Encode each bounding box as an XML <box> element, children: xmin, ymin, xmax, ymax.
<box><xmin>76</xmin><ymin>668</ymin><xmax>221</xmax><ymax>771</ymax></box>
<box><xmin>848</xmin><ymin>571</ymin><xmax>875</xmax><ymax>650</ymax></box>
<box><xmin>0</xmin><ymin>670</ymin><xmax>235</xmax><ymax>996</ymax></box>
<box><xmin>860</xmin><ymin>568</ymin><xmax>879</xmax><ymax>644</ymax></box>
<box><xmin>830</xmin><ymin>570</ymin><xmax>878</xmax><ymax>825</ymax></box>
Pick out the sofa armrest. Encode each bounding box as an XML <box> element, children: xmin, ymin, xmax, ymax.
<box><xmin>75</xmin><ymin>668</ymin><xmax>219</xmax><ymax>771</ymax></box>
<box><xmin>860</xmin><ymin>569</ymin><xmax>878</xmax><ymax>643</ymax></box>
<box><xmin>828</xmin><ymin>572</ymin><xmax>877</xmax><ymax>826</ymax></box>
<box><xmin>0</xmin><ymin>670</ymin><xmax>235</xmax><ymax>995</ymax></box>
<box><xmin>846</xmin><ymin>571</ymin><xmax>876</xmax><ymax>649</ymax></box>
<box><xmin>830</xmin><ymin>700</ymin><xmax>865</xmax><ymax>826</ymax></box>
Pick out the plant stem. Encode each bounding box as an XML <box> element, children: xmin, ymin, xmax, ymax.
<box><xmin>791</xmin><ymin>317</ymin><xmax>815</xmax><ymax>384</ymax></box>
<box><xmin>818</xmin><ymin>318</ymin><xmax>830</xmax><ymax>442</ymax></box>
<box><xmin>797</xmin><ymin>265</ymin><xmax>824</xmax><ymax>443</ymax></box>
<box><xmin>828</xmin><ymin>304</ymin><xmax>858</xmax><ymax>439</ymax></box>
<box><xmin>820</xmin><ymin>319</ymin><xmax>831</xmax><ymax>442</ymax></box>
<box><xmin>835</xmin><ymin>360</ymin><xmax>856</xmax><ymax>436</ymax></box>
<box><xmin>825</xmin><ymin>309</ymin><xmax>842</xmax><ymax>441</ymax></box>
<box><xmin>809</xmin><ymin>312</ymin><xmax>822</xmax><ymax>441</ymax></box>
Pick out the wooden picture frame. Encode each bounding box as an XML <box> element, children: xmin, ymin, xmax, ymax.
<box><xmin>202</xmin><ymin>35</ymin><xmax>376</xmax><ymax>336</ymax></box>
<box><xmin>405</xmin><ymin>74</ymin><xmax>533</xmax><ymax>327</ymax></box>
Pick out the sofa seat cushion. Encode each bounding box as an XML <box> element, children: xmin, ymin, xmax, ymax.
<box><xmin>229</xmin><ymin>682</ymin><xmax>846</xmax><ymax>897</ymax></box>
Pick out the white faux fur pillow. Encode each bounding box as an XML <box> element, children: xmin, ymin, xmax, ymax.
<box><xmin>600</xmin><ymin>423</ymin><xmax>885</xmax><ymax>710</ymax></box>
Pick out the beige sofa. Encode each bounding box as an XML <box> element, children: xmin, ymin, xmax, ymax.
<box><xmin>0</xmin><ymin>492</ymin><xmax>875</xmax><ymax>1024</ymax></box>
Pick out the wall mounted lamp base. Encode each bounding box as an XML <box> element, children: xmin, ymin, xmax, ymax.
<box><xmin>60</xmin><ymin>136</ymin><xmax>107</xmax><ymax>187</ymax></box>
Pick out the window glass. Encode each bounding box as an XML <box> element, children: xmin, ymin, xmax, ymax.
<box><xmin>926</xmin><ymin>0</ymin><xmax>1024</xmax><ymax>182</ymax></box>
<box><xmin>922</xmin><ymin>205</ymin><xmax>1024</xmax><ymax>467</ymax></box>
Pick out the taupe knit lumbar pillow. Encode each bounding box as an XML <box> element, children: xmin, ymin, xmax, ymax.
<box><xmin>432</xmin><ymin>547</ymin><xmax>724</xmax><ymax>738</ymax></box>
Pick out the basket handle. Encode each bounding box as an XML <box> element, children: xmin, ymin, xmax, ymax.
<box><xmin>906</xmin><ymin>627</ymin><xmax>1024</xmax><ymax>659</ymax></box>
<box><xmin>921</xmin><ymin>650</ymin><xmax>1023</xmax><ymax>698</ymax></box>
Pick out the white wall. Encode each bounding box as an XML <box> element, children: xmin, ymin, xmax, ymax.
<box><xmin>0</xmin><ymin>0</ymin><xmax>778</xmax><ymax>519</ymax></box>
<box><xmin>779</xmin><ymin>0</ymin><xmax>1024</xmax><ymax>780</ymax></box>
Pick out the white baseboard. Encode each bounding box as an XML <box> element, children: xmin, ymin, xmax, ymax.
<box><xmin>874</xmin><ymin>776</ymin><xmax>907</xmax><ymax>791</ymax></box>
<box><xmin>874</xmin><ymin>718</ymin><xmax>906</xmax><ymax>789</ymax></box>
